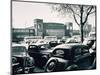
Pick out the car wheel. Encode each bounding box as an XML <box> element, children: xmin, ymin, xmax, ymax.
<box><xmin>45</xmin><ymin>59</ymin><xmax>58</xmax><ymax>72</ymax></box>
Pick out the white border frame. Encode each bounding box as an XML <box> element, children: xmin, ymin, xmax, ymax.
<box><xmin>0</xmin><ymin>0</ymin><xmax>99</xmax><ymax>75</ymax></box>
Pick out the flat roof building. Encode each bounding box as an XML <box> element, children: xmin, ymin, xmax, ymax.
<box><xmin>34</xmin><ymin>19</ymin><xmax>73</xmax><ymax>39</ymax></box>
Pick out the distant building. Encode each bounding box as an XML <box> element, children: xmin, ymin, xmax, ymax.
<box><xmin>34</xmin><ymin>19</ymin><xmax>73</xmax><ymax>39</ymax></box>
<box><xmin>73</xmin><ymin>24</ymin><xmax>92</xmax><ymax>38</ymax></box>
<box><xmin>65</xmin><ymin>22</ymin><xmax>73</xmax><ymax>37</ymax></box>
<box><xmin>73</xmin><ymin>30</ymin><xmax>80</xmax><ymax>35</ymax></box>
<box><xmin>12</xmin><ymin>28</ymin><xmax>35</xmax><ymax>42</ymax></box>
<box><xmin>12</xmin><ymin>19</ymin><xmax>73</xmax><ymax>42</ymax></box>
<box><xmin>83</xmin><ymin>24</ymin><xmax>92</xmax><ymax>37</ymax></box>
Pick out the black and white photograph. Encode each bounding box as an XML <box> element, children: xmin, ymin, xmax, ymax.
<box><xmin>11</xmin><ymin>0</ymin><xmax>96</xmax><ymax>74</ymax></box>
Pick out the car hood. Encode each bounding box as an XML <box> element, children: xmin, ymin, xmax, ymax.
<box><xmin>40</xmin><ymin>49</ymin><xmax>53</xmax><ymax>54</ymax></box>
<box><xmin>12</xmin><ymin>52</ymin><xmax>28</xmax><ymax>57</ymax></box>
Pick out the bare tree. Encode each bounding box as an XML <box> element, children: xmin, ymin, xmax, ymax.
<box><xmin>50</xmin><ymin>4</ymin><xmax>96</xmax><ymax>42</ymax></box>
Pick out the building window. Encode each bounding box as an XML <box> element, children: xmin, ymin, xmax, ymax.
<box><xmin>70</xmin><ymin>26</ymin><xmax>73</xmax><ymax>30</ymax></box>
<box><xmin>25</xmin><ymin>30</ymin><xmax>29</xmax><ymax>32</ymax></box>
<box><xmin>30</xmin><ymin>30</ymin><xmax>33</xmax><ymax>32</ymax></box>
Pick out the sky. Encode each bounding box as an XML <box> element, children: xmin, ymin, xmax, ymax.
<box><xmin>12</xmin><ymin>1</ymin><xmax>96</xmax><ymax>30</ymax></box>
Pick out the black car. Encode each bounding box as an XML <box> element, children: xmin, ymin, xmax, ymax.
<box><xmin>45</xmin><ymin>43</ymin><xmax>95</xmax><ymax>72</ymax></box>
<box><xmin>83</xmin><ymin>37</ymin><xmax>96</xmax><ymax>49</ymax></box>
<box><xmin>12</xmin><ymin>44</ymin><xmax>35</xmax><ymax>74</ymax></box>
<box><xmin>65</xmin><ymin>38</ymin><xmax>81</xmax><ymax>44</ymax></box>
<box><xmin>28</xmin><ymin>43</ymin><xmax>53</xmax><ymax>67</ymax></box>
<box><xmin>49</xmin><ymin>41</ymin><xmax>58</xmax><ymax>47</ymax></box>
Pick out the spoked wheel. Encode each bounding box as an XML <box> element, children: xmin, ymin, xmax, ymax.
<box><xmin>45</xmin><ymin>59</ymin><xmax>58</xmax><ymax>72</ymax></box>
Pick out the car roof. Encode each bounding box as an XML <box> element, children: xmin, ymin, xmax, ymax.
<box><xmin>53</xmin><ymin>43</ymin><xmax>86</xmax><ymax>49</ymax></box>
<box><xmin>12</xmin><ymin>43</ymin><xmax>28</xmax><ymax>48</ymax></box>
<box><xmin>29</xmin><ymin>43</ymin><xmax>49</xmax><ymax>46</ymax></box>
<box><xmin>84</xmin><ymin>37</ymin><xmax>96</xmax><ymax>41</ymax></box>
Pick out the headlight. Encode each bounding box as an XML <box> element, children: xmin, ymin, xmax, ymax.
<box><xmin>12</xmin><ymin>57</ymin><xmax>17</xmax><ymax>63</ymax></box>
<box><xmin>26</xmin><ymin>57</ymin><xmax>34</xmax><ymax>67</ymax></box>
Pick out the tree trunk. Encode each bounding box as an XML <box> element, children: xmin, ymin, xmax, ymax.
<box><xmin>80</xmin><ymin>6</ymin><xmax>84</xmax><ymax>42</ymax></box>
<box><xmin>80</xmin><ymin>24</ymin><xmax>84</xmax><ymax>42</ymax></box>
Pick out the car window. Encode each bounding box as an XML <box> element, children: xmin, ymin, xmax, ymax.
<box><xmin>39</xmin><ymin>45</ymin><xmax>46</xmax><ymax>50</ymax></box>
<box><xmin>74</xmin><ymin>47</ymin><xmax>89</xmax><ymax>56</ymax></box>
<box><xmin>29</xmin><ymin>45</ymin><xmax>37</xmax><ymax>48</ymax></box>
<box><xmin>28</xmin><ymin>45</ymin><xmax>38</xmax><ymax>52</ymax></box>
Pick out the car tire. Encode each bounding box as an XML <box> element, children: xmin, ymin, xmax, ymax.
<box><xmin>45</xmin><ymin>59</ymin><xmax>58</xmax><ymax>72</ymax></box>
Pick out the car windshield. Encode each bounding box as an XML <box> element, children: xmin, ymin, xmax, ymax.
<box><xmin>28</xmin><ymin>44</ymin><xmax>50</xmax><ymax>51</ymax></box>
<box><xmin>28</xmin><ymin>45</ymin><xmax>37</xmax><ymax>50</ymax></box>
<box><xmin>39</xmin><ymin>44</ymin><xmax>49</xmax><ymax>50</ymax></box>
<box><xmin>12</xmin><ymin>46</ymin><xmax>26</xmax><ymax>53</ymax></box>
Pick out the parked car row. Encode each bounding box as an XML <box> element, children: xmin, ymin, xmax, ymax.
<box><xmin>12</xmin><ymin>36</ymin><xmax>96</xmax><ymax>74</ymax></box>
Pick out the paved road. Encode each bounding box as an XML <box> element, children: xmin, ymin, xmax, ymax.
<box><xmin>33</xmin><ymin>67</ymin><xmax>45</xmax><ymax>73</ymax></box>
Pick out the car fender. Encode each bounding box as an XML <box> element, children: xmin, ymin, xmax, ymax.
<box><xmin>46</xmin><ymin>57</ymin><xmax>69</xmax><ymax>67</ymax></box>
<box><xmin>48</xmin><ymin>57</ymin><xmax>69</xmax><ymax>63</ymax></box>
<box><xmin>45</xmin><ymin>57</ymin><xmax>70</xmax><ymax>72</ymax></box>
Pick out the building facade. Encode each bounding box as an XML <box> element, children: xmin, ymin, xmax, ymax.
<box><xmin>34</xmin><ymin>19</ymin><xmax>73</xmax><ymax>39</ymax></box>
<box><xmin>12</xmin><ymin>28</ymin><xmax>35</xmax><ymax>42</ymax></box>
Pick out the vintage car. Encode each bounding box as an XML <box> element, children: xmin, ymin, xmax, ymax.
<box><xmin>12</xmin><ymin>44</ymin><xmax>35</xmax><ymax>74</ymax></box>
<box><xmin>65</xmin><ymin>38</ymin><xmax>81</xmax><ymax>44</ymax></box>
<box><xmin>49</xmin><ymin>41</ymin><xmax>58</xmax><ymax>47</ymax></box>
<box><xmin>83</xmin><ymin>37</ymin><xmax>96</xmax><ymax>49</ymax></box>
<box><xmin>28</xmin><ymin>43</ymin><xmax>53</xmax><ymax>67</ymax></box>
<box><xmin>88</xmin><ymin>42</ymin><xmax>96</xmax><ymax>69</ymax></box>
<box><xmin>45</xmin><ymin>43</ymin><xmax>95</xmax><ymax>72</ymax></box>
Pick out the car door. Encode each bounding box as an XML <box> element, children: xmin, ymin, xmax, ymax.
<box><xmin>74</xmin><ymin>46</ymin><xmax>93</xmax><ymax>70</ymax></box>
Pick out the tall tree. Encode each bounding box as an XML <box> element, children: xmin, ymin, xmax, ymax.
<box><xmin>50</xmin><ymin>4</ymin><xmax>96</xmax><ymax>42</ymax></box>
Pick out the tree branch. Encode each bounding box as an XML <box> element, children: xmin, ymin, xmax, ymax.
<box><xmin>67</xmin><ymin>5</ymin><xmax>80</xmax><ymax>17</ymax></box>
<box><xmin>66</xmin><ymin>5</ymin><xmax>80</xmax><ymax>26</ymax></box>
<box><xmin>87</xmin><ymin>6</ymin><xmax>92</xmax><ymax>12</ymax></box>
<box><xmin>73</xmin><ymin>14</ymin><xmax>80</xmax><ymax>26</ymax></box>
<box><xmin>89</xmin><ymin>10</ymin><xmax>96</xmax><ymax>14</ymax></box>
<box><xmin>83</xmin><ymin>6</ymin><xmax>94</xmax><ymax>24</ymax></box>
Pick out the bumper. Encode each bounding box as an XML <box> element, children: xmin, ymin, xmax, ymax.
<box><xmin>12</xmin><ymin>65</ymin><xmax>35</xmax><ymax>74</ymax></box>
